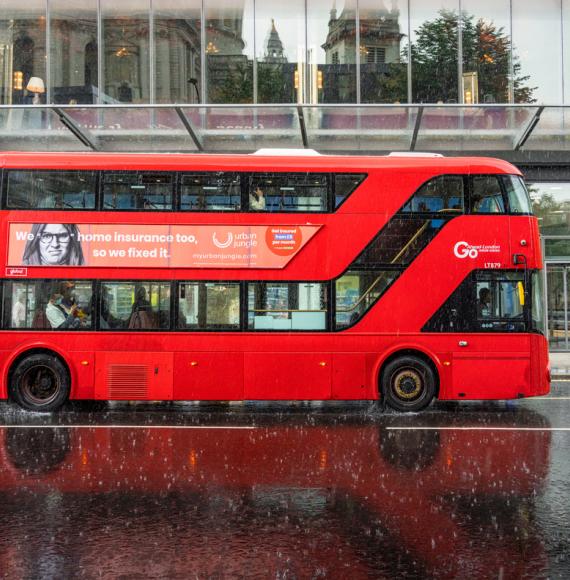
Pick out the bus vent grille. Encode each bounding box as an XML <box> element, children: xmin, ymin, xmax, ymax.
<box><xmin>107</xmin><ymin>364</ymin><xmax>149</xmax><ymax>400</ymax></box>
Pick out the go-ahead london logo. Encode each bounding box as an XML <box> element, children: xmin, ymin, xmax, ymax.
<box><xmin>453</xmin><ymin>241</ymin><xmax>501</xmax><ymax>259</ymax></box>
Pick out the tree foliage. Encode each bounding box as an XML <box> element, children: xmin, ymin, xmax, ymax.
<box><xmin>365</xmin><ymin>10</ymin><xmax>536</xmax><ymax>104</ymax></box>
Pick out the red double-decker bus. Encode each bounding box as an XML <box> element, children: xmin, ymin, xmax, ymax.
<box><xmin>0</xmin><ymin>151</ymin><xmax>549</xmax><ymax>412</ymax></box>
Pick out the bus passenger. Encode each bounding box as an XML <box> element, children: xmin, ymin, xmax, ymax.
<box><xmin>45</xmin><ymin>283</ymin><xmax>82</xmax><ymax>329</ymax></box>
<box><xmin>22</xmin><ymin>223</ymin><xmax>85</xmax><ymax>266</ymax></box>
<box><xmin>11</xmin><ymin>292</ymin><xmax>26</xmax><ymax>328</ymax></box>
<box><xmin>128</xmin><ymin>286</ymin><xmax>156</xmax><ymax>329</ymax></box>
<box><xmin>477</xmin><ymin>287</ymin><xmax>492</xmax><ymax>318</ymax></box>
<box><xmin>249</xmin><ymin>187</ymin><xmax>266</xmax><ymax>210</ymax></box>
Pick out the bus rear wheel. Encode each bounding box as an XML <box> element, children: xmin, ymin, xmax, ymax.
<box><xmin>381</xmin><ymin>355</ymin><xmax>436</xmax><ymax>412</ymax></box>
<box><xmin>10</xmin><ymin>354</ymin><xmax>70</xmax><ymax>412</ymax></box>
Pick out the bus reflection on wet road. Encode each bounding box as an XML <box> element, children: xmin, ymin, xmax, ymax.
<box><xmin>0</xmin><ymin>395</ymin><xmax>568</xmax><ymax>578</ymax></box>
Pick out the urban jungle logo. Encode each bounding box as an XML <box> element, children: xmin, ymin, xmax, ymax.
<box><xmin>453</xmin><ymin>241</ymin><xmax>501</xmax><ymax>259</ymax></box>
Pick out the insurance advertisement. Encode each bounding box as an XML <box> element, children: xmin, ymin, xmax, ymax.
<box><xmin>7</xmin><ymin>223</ymin><xmax>321</xmax><ymax>269</ymax></box>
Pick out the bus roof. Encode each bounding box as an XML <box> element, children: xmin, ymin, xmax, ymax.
<box><xmin>0</xmin><ymin>151</ymin><xmax>521</xmax><ymax>176</ymax></box>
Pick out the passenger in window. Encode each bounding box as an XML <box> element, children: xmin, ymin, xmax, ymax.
<box><xmin>477</xmin><ymin>288</ymin><xmax>492</xmax><ymax>318</ymax></box>
<box><xmin>249</xmin><ymin>187</ymin><xmax>266</xmax><ymax>211</ymax></box>
<box><xmin>99</xmin><ymin>285</ymin><xmax>120</xmax><ymax>329</ymax></box>
<box><xmin>11</xmin><ymin>292</ymin><xmax>26</xmax><ymax>328</ymax></box>
<box><xmin>45</xmin><ymin>283</ymin><xmax>82</xmax><ymax>329</ymax></box>
<box><xmin>22</xmin><ymin>223</ymin><xmax>85</xmax><ymax>266</ymax></box>
<box><xmin>128</xmin><ymin>287</ymin><xmax>156</xmax><ymax>329</ymax></box>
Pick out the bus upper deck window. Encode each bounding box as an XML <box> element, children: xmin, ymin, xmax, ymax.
<box><xmin>6</xmin><ymin>170</ymin><xmax>97</xmax><ymax>210</ymax></box>
<box><xmin>502</xmin><ymin>175</ymin><xmax>532</xmax><ymax>214</ymax></box>
<box><xmin>401</xmin><ymin>175</ymin><xmax>464</xmax><ymax>213</ymax></box>
<box><xmin>471</xmin><ymin>176</ymin><xmax>505</xmax><ymax>213</ymax></box>
<box><xmin>180</xmin><ymin>173</ymin><xmax>241</xmax><ymax>211</ymax></box>
<box><xmin>103</xmin><ymin>173</ymin><xmax>173</xmax><ymax>211</ymax></box>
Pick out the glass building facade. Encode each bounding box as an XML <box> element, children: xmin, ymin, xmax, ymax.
<box><xmin>1</xmin><ymin>0</ymin><xmax>570</xmax><ymax>348</ymax></box>
<box><xmin>1</xmin><ymin>0</ymin><xmax>570</xmax><ymax>106</ymax></box>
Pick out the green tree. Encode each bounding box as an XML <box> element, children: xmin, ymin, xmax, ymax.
<box><xmin>410</xmin><ymin>10</ymin><xmax>535</xmax><ymax>103</ymax></box>
<box><xmin>361</xmin><ymin>10</ymin><xmax>535</xmax><ymax>104</ymax></box>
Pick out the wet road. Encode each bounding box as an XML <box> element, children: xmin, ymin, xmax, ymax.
<box><xmin>0</xmin><ymin>385</ymin><xmax>569</xmax><ymax>579</ymax></box>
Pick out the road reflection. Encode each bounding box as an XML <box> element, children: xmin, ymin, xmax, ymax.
<box><xmin>0</xmin><ymin>406</ymin><xmax>552</xmax><ymax>578</ymax></box>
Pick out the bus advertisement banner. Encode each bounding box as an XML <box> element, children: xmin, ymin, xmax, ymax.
<box><xmin>7</xmin><ymin>223</ymin><xmax>322</xmax><ymax>269</ymax></box>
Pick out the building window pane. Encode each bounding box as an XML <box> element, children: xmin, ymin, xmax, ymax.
<box><xmin>410</xmin><ymin>1</ymin><xmax>459</xmax><ymax>103</ymax></box>
<box><xmin>512</xmin><ymin>0</ymin><xmax>562</xmax><ymax>104</ymax></box>
<box><xmin>0</xmin><ymin>0</ymin><xmax>46</xmax><ymax>105</ymax></box>
<box><xmin>3</xmin><ymin>280</ymin><xmax>93</xmax><ymax>330</ymax></box>
<box><xmin>308</xmin><ymin>0</ymin><xmax>356</xmax><ymax>104</ymax></box>
<box><xmin>460</xmin><ymin>0</ymin><xmax>513</xmax><ymax>104</ymax></box>
<box><xmin>205</xmin><ymin>0</ymin><xmax>254</xmax><ymax>104</ymax></box>
<box><xmin>6</xmin><ymin>170</ymin><xmax>97</xmax><ymax>209</ymax></box>
<box><xmin>154</xmin><ymin>0</ymin><xmax>201</xmax><ymax>104</ymax></box>
<box><xmin>102</xmin><ymin>172</ymin><xmax>173</xmax><ymax>211</ymax></box>
<box><xmin>101</xmin><ymin>281</ymin><xmax>170</xmax><ymax>330</ymax></box>
<box><xmin>529</xmin><ymin>182</ymin><xmax>570</xmax><ymax>237</ymax></box>
<box><xmin>180</xmin><ymin>173</ymin><xmax>241</xmax><ymax>211</ymax></box>
<box><xmin>360</xmin><ymin>0</ymin><xmax>409</xmax><ymax>104</ymax></box>
<box><xmin>50</xmin><ymin>0</ymin><xmax>98</xmax><ymax>104</ymax></box>
<box><xmin>257</xmin><ymin>2</ymin><xmax>304</xmax><ymax>104</ymax></box>
<box><xmin>248</xmin><ymin>282</ymin><xmax>327</xmax><ymax>330</ymax></box>
<box><xmin>178</xmin><ymin>282</ymin><xmax>240</xmax><ymax>329</ymax></box>
<box><xmin>101</xmin><ymin>0</ymin><xmax>150</xmax><ymax>103</ymax></box>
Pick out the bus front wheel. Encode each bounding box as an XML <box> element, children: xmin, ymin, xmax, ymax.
<box><xmin>10</xmin><ymin>354</ymin><xmax>70</xmax><ymax>412</ymax></box>
<box><xmin>381</xmin><ymin>355</ymin><xmax>436</xmax><ymax>412</ymax></box>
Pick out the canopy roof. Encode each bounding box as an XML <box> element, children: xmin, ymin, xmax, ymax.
<box><xmin>1</xmin><ymin>104</ymin><xmax>568</xmax><ymax>161</ymax></box>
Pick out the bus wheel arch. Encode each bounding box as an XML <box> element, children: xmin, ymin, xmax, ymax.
<box><xmin>378</xmin><ymin>349</ymin><xmax>439</xmax><ymax>412</ymax></box>
<box><xmin>8</xmin><ymin>349</ymin><xmax>71</xmax><ymax>412</ymax></box>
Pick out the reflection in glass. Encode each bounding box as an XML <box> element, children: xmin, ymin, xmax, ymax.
<box><xmin>460</xmin><ymin>0</ymin><xmax>514</xmax><ymax>104</ymax></box>
<box><xmin>359</xmin><ymin>0</ymin><xmax>408</xmax><ymax>104</ymax></box>
<box><xmin>50</xmin><ymin>0</ymin><xmax>98</xmax><ymax>104</ymax></box>
<box><xmin>410</xmin><ymin>0</ymin><xmax>459</xmax><ymax>103</ymax></box>
<box><xmin>154</xmin><ymin>0</ymin><xmax>201</xmax><ymax>104</ymax></box>
<box><xmin>0</xmin><ymin>0</ymin><xmax>46</xmax><ymax>105</ymax></box>
<box><xmin>205</xmin><ymin>0</ymin><xmax>254</xmax><ymax>104</ymax></box>
<box><xmin>256</xmin><ymin>0</ymin><xmax>304</xmax><ymax>103</ymax></box>
<box><xmin>512</xmin><ymin>0</ymin><xmax>562</xmax><ymax>104</ymax></box>
<box><xmin>308</xmin><ymin>0</ymin><xmax>356</xmax><ymax>104</ymax></box>
<box><xmin>529</xmin><ymin>182</ymin><xmax>570</xmax><ymax>236</ymax></box>
<box><xmin>102</xmin><ymin>0</ymin><xmax>150</xmax><ymax>103</ymax></box>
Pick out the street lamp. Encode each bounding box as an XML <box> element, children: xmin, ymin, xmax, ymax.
<box><xmin>26</xmin><ymin>77</ymin><xmax>45</xmax><ymax>104</ymax></box>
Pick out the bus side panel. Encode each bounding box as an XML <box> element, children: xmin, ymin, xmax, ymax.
<box><xmin>173</xmin><ymin>351</ymin><xmax>243</xmax><ymax>400</ymax></box>
<box><xmin>530</xmin><ymin>334</ymin><xmax>550</xmax><ymax>397</ymax></box>
<box><xmin>450</xmin><ymin>335</ymin><xmax>531</xmax><ymax>399</ymax></box>
<box><xmin>244</xmin><ymin>352</ymin><xmax>332</xmax><ymax>400</ymax></box>
<box><xmin>331</xmin><ymin>353</ymin><xmax>367</xmax><ymax>400</ymax></box>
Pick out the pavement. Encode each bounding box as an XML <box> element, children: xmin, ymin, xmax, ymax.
<box><xmin>549</xmin><ymin>351</ymin><xmax>570</xmax><ymax>378</ymax></box>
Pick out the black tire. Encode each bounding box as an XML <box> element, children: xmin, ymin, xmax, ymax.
<box><xmin>9</xmin><ymin>354</ymin><xmax>70</xmax><ymax>412</ymax></box>
<box><xmin>381</xmin><ymin>355</ymin><xmax>436</xmax><ymax>412</ymax></box>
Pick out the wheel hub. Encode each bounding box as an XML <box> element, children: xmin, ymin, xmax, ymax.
<box><xmin>393</xmin><ymin>370</ymin><xmax>422</xmax><ymax>400</ymax></box>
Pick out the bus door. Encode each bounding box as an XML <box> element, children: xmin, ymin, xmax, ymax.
<box><xmin>451</xmin><ymin>274</ymin><xmax>531</xmax><ymax>399</ymax></box>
